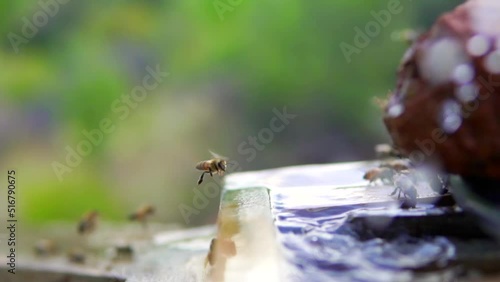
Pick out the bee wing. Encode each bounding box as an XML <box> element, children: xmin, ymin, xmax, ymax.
<box><xmin>209</xmin><ymin>150</ymin><xmax>228</xmax><ymax>160</ymax></box>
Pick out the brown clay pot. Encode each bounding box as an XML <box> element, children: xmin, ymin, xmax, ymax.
<box><xmin>383</xmin><ymin>0</ymin><xmax>500</xmax><ymax>180</ymax></box>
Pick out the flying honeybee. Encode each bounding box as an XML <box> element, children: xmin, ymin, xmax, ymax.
<box><xmin>196</xmin><ymin>151</ymin><xmax>228</xmax><ymax>185</ymax></box>
<box><xmin>129</xmin><ymin>205</ymin><xmax>155</xmax><ymax>227</ymax></box>
<box><xmin>77</xmin><ymin>210</ymin><xmax>99</xmax><ymax>235</ymax></box>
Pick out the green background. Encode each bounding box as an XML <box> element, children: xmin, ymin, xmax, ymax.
<box><xmin>0</xmin><ymin>0</ymin><xmax>463</xmax><ymax>227</ymax></box>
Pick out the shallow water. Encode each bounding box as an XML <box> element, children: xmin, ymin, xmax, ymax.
<box><xmin>223</xmin><ymin>161</ymin><xmax>469</xmax><ymax>281</ymax></box>
<box><xmin>271</xmin><ymin>193</ymin><xmax>456</xmax><ymax>282</ymax></box>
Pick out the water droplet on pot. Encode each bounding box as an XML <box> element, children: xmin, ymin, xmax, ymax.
<box><xmin>466</xmin><ymin>34</ymin><xmax>491</xmax><ymax>57</ymax></box>
<box><xmin>485</xmin><ymin>50</ymin><xmax>500</xmax><ymax>74</ymax></box>
<box><xmin>387</xmin><ymin>104</ymin><xmax>404</xmax><ymax>118</ymax></box>
<box><xmin>440</xmin><ymin>100</ymin><xmax>462</xmax><ymax>134</ymax></box>
<box><xmin>455</xmin><ymin>83</ymin><xmax>479</xmax><ymax>103</ymax></box>
<box><xmin>451</xmin><ymin>63</ymin><xmax>475</xmax><ymax>85</ymax></box>
<box><xmin>420</xmin><ymin>38</ymin><xmax>467</xmax><ymax>85</ymax></box>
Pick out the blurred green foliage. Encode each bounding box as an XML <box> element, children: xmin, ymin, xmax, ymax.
<box><xmin>0</xmin><ymin>0</ymin><xmax>463</xmax><ymax>226</ymax></box>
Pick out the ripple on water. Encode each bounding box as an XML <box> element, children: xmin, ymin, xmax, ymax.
<box><xmin>274</xmin><ymin>203</ymin><xmax>456</xmax><ymax>281</ymax></box>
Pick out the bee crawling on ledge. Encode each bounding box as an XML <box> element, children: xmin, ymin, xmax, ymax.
<box><xmin>363</xmin><ymin>167</ymin><xmax>396</xmax><ymax>185</ymax></box>
<box><xmin>196</xmin><ymin>151</ymin><xmax>228</xmax><ymax>185</ymax></box>
<box><xmin>78</xmin><ymin>210</ymin><xmax>99</xmax><ymax>235</ymax></box>
<box><xmin>34</xmin><ymin>239</ymin><xmax>57</xmax><ymax>257</ymax></box>
<box><xmin>391</xmin><ymin>173</ymin><xmax>418</xmax><ymax>208</ymax></box>
<box><xmin>205</xmin><ymin>237</ymin><xmax>237</xmax><ymax>267</ymax></box>
<box><xmin>68</xmin><ymin>248</ymin><xmax>86</xmax><ymax>264</ymax></box>
<box><xmin>129</xmin><ymin>204</ymin><xmax>155</xmax><ymax>228</ymax></box>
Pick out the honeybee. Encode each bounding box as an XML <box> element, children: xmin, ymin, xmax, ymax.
<box><xmin>68</xmin><ymin>248</ymin><xmax>86</xmax><ymax>264</ymax></box>
<box><xmin>129</xmin><ymin>205</ymin><xmax>155</xmax><ymax>227</ymax></box>
<box><xmin>34</xmin><ymin>239</ymin><xmax>57</xmax><ymax>257</ymax></box>
<box><xmin>391</xmin><ymin>174</ymin><xmax>418</xmax><ymax>208</ymax></box>
<box><xmin>196</xmin><ymin>152</ymin><xmax>228</xmax><ymax>185</ymax></box>
<box><xmin>113</xmin><ymin>244</ymin><xmax>134</xmax><ymax>262</ymax></box>
<box><xmin>77</xmin><ymin>210</ymin><xmax>99</xmax><ymax>235</ymax></box>
<box><xmin>206</xmin><ymin>238</ymin><xmax>217</xmax><ymax>266</ymax></box>
<box><xmin>205</xmin><ymin>237</ymin><xmax>237</xmax><ymax>266</ymax></box>
<box><xmin>363</xmin><ymin>167</ymin><xmax>396</xmax><ymax>185</ymax></box>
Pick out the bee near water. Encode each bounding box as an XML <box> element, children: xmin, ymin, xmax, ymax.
<box><xmin>195</xmin><ymin>151</ymin><xmax>228</xmax><ymax>185</ymax></box>
<box><xmin>129</xmin><ymin>204</ymin><xmax>155</xmax><ymax>229</ymax></box>
<box><xmin>249</xmin><ymin>157</ymin><xmax>498</xmax><ymax>281</ymax></box>
<box><xmin>362</xmin><ymin>144</ymin><xmax>450</xmax><ymax>209</ymax></box>
<box><xmin>77</xmin><ymin>210</ymin><xmax>99</xmax><ymax>235</ymax></box>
